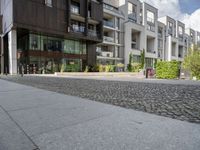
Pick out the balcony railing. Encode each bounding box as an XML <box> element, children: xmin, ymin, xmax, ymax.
<box><xmin>103</xmin><ymin>3</ymin><xmax>123</xmax><ymax>16</ymax></box>
<box><xmin>88</xmin><ymin>29</ymin><xmax>97</xmax><ymax>37</ymax></box>
<box><xmin>128</xmin><ymin>12</ymin><xmax>137</xmax><ymax>22</ymax></box>
<box><xmin>71</xmin><ymin>5</ymin><xmax>80</xmax><ymax>14</ymax></box>
<box><xmin>97</xmin><ymin>51</ymin><xmax>114</xmax><ymax>58</ymax></box>
<box><xmin>168</xmin><ymin>28</ymin><xmax>173</xmax><ymax>35</ymax></box>
<box><xmin>147</xmin><ymin>25</ymin><xmax>155</xmax><ymax>32</ymax></box>
<box><xmin>178</xmin><ymin>54</ymin><xmax>183</xmax><ymax>58</ymax></box>
<box><xmin>104</xmin><ymin>20</ymin><xmax>114</xmax><ymax>28</ymax></box>
<box><xmin>103</xmin><ymin>36</ymin><xmax>114</xmax><ymax>43</ymax></box>
<box><xmin>71</xmin><ymin>25</ymin><xmax>85</xmax><ymax>33</ymax></box>
<box><xmin>147</xmin><ymin>17</ymin><xmax>155</xmax><ymax>24</ymax></box>
<box><xmin>158</xmin><ymin>51</ymin><xmax>163</xmax><ymax>58</ymax></box>
<box><xmin>147</xmin><ymin>50</ymin><xmax>156</xmax><ymax>54</ymax></box>
<box><xmin>158</xmin><ymin>33</ymin><xmax>162</xmax><ymax>38</ymax></box>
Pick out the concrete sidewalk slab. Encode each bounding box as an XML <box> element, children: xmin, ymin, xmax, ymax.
<box><xmin>0</xmin><ymin>107</ymin><xmax>37</xmax><ymax>150</ymax></box>
<box><xmin>0</xmin><ymin>79</ymin><xmax>200</xmax><ymax>150</ymax></box>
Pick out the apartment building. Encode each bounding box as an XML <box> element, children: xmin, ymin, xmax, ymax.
<box><xmin>0</xmin><ymin>0</ymin><xmax>103</xmax><ymax>74</ymax></box>
<box><xmin>157</xmin><ymin>21</ymin><xmax>165</xmax><ymax>60</ymax></box>
<box><xmin>120</xmin><ymin>0</ymin><xmax>158</xmax><ymax>68</ymax></box>
<box><xmin>0</xmin><ymin>0</ymin><xmax>199</xmax><ymax>74</ymax></box>
<box><xmin>176</xmin><ymin>21</ymin><xmax>186</xmax><ymax>61</ymax></box>
<box><xmin>143</xmin><ymin>2</ymin><xmax>158</xmax><ymax>68</ymax></box>
<box><xmin>158</xmin><ymin>16</ymin><xmax>178</xmax><ymax>61</ymax></box>
<box><xmin>120</xmin><ymin>0</ymin><xmax>144</xmax><ymax>66</ymax></box>
<box><xmin>196</xmin><ymin>31</ymin><xmax>200</xmax><ymax>47</ymax></box>
<box><xmin>185</xmin><ymin>28</ymin><xmax>196</xmax><ymax>48</ymax></box>
<box><xmin>96</xmin><ymin>0</ymin><xmax>124</xmax><ymax>65</ymax></box>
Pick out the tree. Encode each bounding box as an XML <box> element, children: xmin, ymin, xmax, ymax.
<box><xmin>183</xmin><ymin>45</ymin><xmax>200</xmax><ymax>80</ymax></box>
<box><xmin>127</xmin><ymin>53</ymin><xmax>132</xmax><ymax>72</ymax></box>
<box><xmin>141</xmin><ymin>49</ymin><xmax>145</xmax><ymax>69</ymax></box>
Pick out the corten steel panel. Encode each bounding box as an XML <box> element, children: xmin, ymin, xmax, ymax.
<box><xmin>12</xmin><ymin>0</ymin><xmax>103</xmax><ymax>42</ymax></box>
<box><xmin>13</xmin><ymin>0</ymin><xmax>67</xmax><ymax>34</ymax></box>
<box><xmin>80</xmin><ymin>0</ymin><xmax>87</xmax><ymax>17</ymax></box>
<box><xmin>91</xmin><ymin>1</ymin><xmax>103</xmax><ymax>22</ymax></box>
<box><xmin>87</xmin><ymin>43</ymin><xmax>97</xmax><ymax>66</ymax></box>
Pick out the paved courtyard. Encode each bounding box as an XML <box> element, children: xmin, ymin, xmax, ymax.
<box><xmin>1</xmin><ymin>75</ymin><xmax>200</xmax><ymax>123</ymax></box>
<box><xmin>0</xmin><ymin>79</ymin><xmax>200</xmax><ymax>150</ymax></box>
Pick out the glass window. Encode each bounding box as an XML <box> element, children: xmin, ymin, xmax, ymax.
<box><xmin>147</xmin><ymin>10</ymin><xmax>155</xmax><ymax>24</ymax></box>
<box><xmin>45</xmin><ymin>0</ymin><xmax>52</xmax><ymax>7</ymax></box>
<box><xmin>128</xmin><ymin>3</ymin><xmax>136</xmax><ymax>14</ymax></box>
<box><xmin>67</xmin><ymin>40</ymin><xmax>75</xmax><ymax>54</ymax></box>
<box><xmin>179</xmin><ymin>26</ymin><xmax>183</xmax><ymax>35</ymax></box>
<box><xmin>61</xmin><ymin>59</ymin><xmax>81</xmax><ymax>72</ymax></box>
<box><xmin>71</xmin><ymin>1</ymin><xmax>80</xmax><ymax>14</ymax></box>
<box><xmin>132</xmin><ymin>55</ymin><xmax>141</xmax><ymax>63</ymax></box>
<box><xmin>29</xmin><ymin>34</ymin><xmax>41</xmax><ymax>50</ymax></box>
<box><xmin>145</xmin><ymin>58</ymin><xmax>154</xmax><ymax>68</ymax></box>
<box><xmin>18</xmin><ymin>35</ymin><xmax>29</xmax><ymax>51</ymax></box>
<box><xmin>197</xmin><ymin>35</ymin><xmax>200</xmax><ymax>41</ymax></box>
<box><xmin>74</xmin><ymin>41</ymin><xmax>80</xmax><ymax>54</ymax></box>
<box><xmin>82</xmin><ymin>43</ymin><xmax>87</xmax><ymax>54</ymax></box>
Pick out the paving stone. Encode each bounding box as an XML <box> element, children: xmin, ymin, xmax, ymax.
<box><xmin>1</xmin><ymin>76</ymin><xmax>200</xmax><ymax>123</ymax></box>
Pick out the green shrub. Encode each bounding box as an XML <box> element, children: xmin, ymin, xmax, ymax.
<box><xmin>131</xmin><ymin>63</ymin><xmax>141</xmax><ymax>72</ymax></box>
<box><xmin>183</xmin><ymin>45</ymin><xmax>200</xmax><ymax>80</ymax></box>
<box><xmin>99</xmin><ymin>65</ymin><xmax>106</xmax><ymax>72</ymax></box>
<box><xmin>127</xmin><ymin>63</ymin><xmax>132</xmax><ymax>72</ymax></box>
<box><xmin>156</xmin><ymin>61</ymin><xmax>179</xmax><ymax>79</ymax></box>
<box><xmin>84</xmin><ymin>66</ymin><xmax>89</xmax><ymax>72</ymax></box>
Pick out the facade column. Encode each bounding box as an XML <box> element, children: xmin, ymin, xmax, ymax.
<box><xmin>8</xmin><ymin>30</ymin><xmax>17</xmax><ymax>75</ymax></box>
<box><xmin>167</xmin><ymin>36</ymin><xmax>172</xmax><ymax>61</ymax></box>
<box><xmin>0</xmin><ymin>36</ymin><xmax>4</xmax><ymax>74</ymax></box>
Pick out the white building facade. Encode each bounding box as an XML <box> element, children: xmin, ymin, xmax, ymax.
<box><xmin>98</xmin><ymin>0</ymin><xmax>200</xmax><ymax>69</ymax></box>
<box><xmin>97</xmin><ymin>0</ymin><xmax>124</xmax><ymax>65</ymax></box>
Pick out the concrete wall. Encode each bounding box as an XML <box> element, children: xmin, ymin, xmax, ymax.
<box><xmin>0</xmin><ymin>0</ymin><xmax>13</xmax><ymax>35</ymax></box>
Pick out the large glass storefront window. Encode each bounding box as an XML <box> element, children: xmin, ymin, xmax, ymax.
<box><xmin>28</xmin><ymin>34</ymin><xmax>86</xmax><ymax>54</ymax></box>
<box><xmin>46</xmin><ymin>37</ymin><xmax>63</xmax><ymax>52</ymax></box>
<box><xmin>29</xmin><ymin>34</ymin><xmax>41</xmax><ymax>50</ymax></box>
<box><xmin>27</xmin><ymin>57</ymin><xmax>82</xmax><ymax>73</ymax></box>
<box><xmin>61</xmin><ymin>59</ymin><xmax>82</xmax><ymax>72</ymax></box>
<box><xmin>63</xmin><ymin>40</ymin><xmax>87</xmax><ymax>54</ymax></box>
<box><xmin>17</xmin><ymin>34</ymin><xmax>87</xmax><ymax>74</ymax></box>
<box><xmin>18</xmin><ymin>35</ymin><xmax>29</xmax><ymax>51</ymax></box>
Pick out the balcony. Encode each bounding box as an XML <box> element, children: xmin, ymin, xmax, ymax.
<box><xmin>128</xmin><ymin>12</ymin><xmax>137</xmax><ymax>22</ymax></box>
<box><xmin>103</xmin><ymin>36</ymin><xmax>114</xmax><ymax>43</ymax></box>
<box><xmin>88</xmin><ymin>29</ymin><xmax>97</xmax><ymax>37</ymax></box>
<box><xmin>104</xmin><ymin>20</ymin><xmax>114</xmax><ymax>28</ymax></box>
<box><xmin>147</xmin><ymin>17</ymin><xmax>154</xmax><ymax>25</ymax></box>
<box><xmin>98</xmin><ymin>51</ymin><xmax>114</xmax><ymax>58</ymax></box>
<box><xmin>131</xmin><ymin>41</ymin><xmax>140</xmax><ymax>50</ymax></box>
<box><xmin>70</xmin><ymin>25</ymin><xmax>85</xmax><ymax>33</ymax></box>
<box><xmin>147</xmin><ymin>25</ymin><xmax>155</xmax><ymax>32</ymax></box>
<box><xmin>168</xmin><ymin>28</ymin><xmax>173</xmax><ymax>35</ymax></box>
<box><xmin>147</xmin><ymin>50</ymin><xmax>156</xmax><ymax>54</ymax></box>
<box><xmin>158</xmin><ymin>33</ymin><xmax>162</xmax><ymax>38</ymax></box>
<box><xmin>179</xmin><ymin>34</ymin><xmax>183</xmax><ymax>42</ymax></box>
<box><xmin>103</xmin><ymin>3</ymin><xmax>123</xmax><ymax>16</ymax></box>
<box><xmin>158</xmin><ymin>51</ymin><xmax>163</xmax><ymax>58</ymax></box>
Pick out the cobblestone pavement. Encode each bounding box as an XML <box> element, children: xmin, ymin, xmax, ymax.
<box><xmin>1</xmin><ymin>76</ymin><xmax>200</xmax><ymax>124</ymax></box>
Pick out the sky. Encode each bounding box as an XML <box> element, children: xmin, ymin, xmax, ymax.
<box><xmin>140</xmin><ymin>0</ymin><xmax>200</xmax><ymax>31</ymax></box>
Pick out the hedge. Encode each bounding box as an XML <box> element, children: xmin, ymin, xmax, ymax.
<box><xmin>156</xmin><ymin>61</ymin><xmax>179</xmax><ymax>79</ymax></box>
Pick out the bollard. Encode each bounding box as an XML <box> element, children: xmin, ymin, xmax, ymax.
<box><xmin>26</xmin><ymin>65</ymin><xmax>29</xmax><ymax>74</ymax></box>
<box><xmin>21</xmin><ymin>65</ymin><xmax>24</xmax><ymax>77</ymax></box>
<box><xmin>33</xmin><ymin>64</ymin><xmax>36</xmax><ymax>74</ymax></box>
